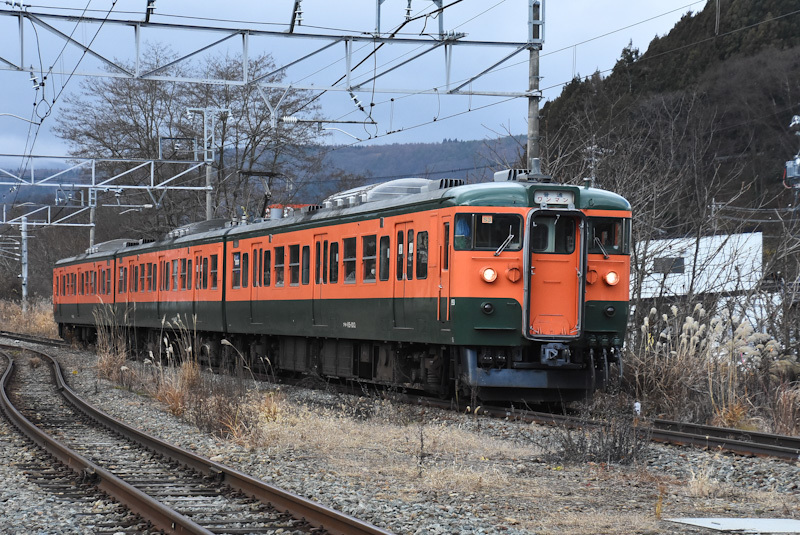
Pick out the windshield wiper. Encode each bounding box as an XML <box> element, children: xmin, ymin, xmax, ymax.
<box><xmin>594</xmin><ymin>236</ymin><xmax>610</xmax><ymax>259</ymax></box>
<box><xmin>494</xmin><ymin>226</ymin><xmax>514</xmax><ymax>256</ymax></box>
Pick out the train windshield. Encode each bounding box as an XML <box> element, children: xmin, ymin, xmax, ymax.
<box><xmin>587</xmin><ymin>218</ymin><xmax>630</xmax><ymax>255</ymax></box>
<box><xmin>454</xmin><ymin>213</ymin><xmax>523</xmax><ymax>251</ymax></box>
<box><xmin>530</xmin><ymin>215</ymin><xmax>576</xmax><ymax>254</ymax></box>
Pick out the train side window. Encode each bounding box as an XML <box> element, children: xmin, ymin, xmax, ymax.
<box><xmin>362</xmin><ymin>235</ymin><xmax>376</xmax><ymax>283</ymax></box>
<box><xmin>210</xmin><ymin>254</ymin><xmax>218</xmax><ymax>290</ymax></box>
<box><xmin>172</xmin><ymin>260</ymin><xmax>179</xmax><ymax>291</ymax></box>
<box><xmin>379</xmin><ymin>236</ymin><xmax>390</xmax><ymax>281</ymax></box>
<box><xmin>242</xmin><ymin>253</ymin><xmax>249</xmax><ymax>288</ymax></box>
<box><xmin>202</xmin><ymin>258</ymin><xmax>208</xmax><ymax>289</ymax></box>
<box><xmin>118</xmin><ymin>267</ymin><xmax>124</xmax><ymax>294</ymax></box>
<box><xmin>139</xmin><ymin>263</ymin><xmax>145</xmax><ymax>292</ymax></box>
<box><xmin>416</xmin><ymin>231</ymin><xmax>428</xmax><ymax>279</ymax></box>
<box><xmin>396</xmin><ymin>231</ymin><xmax>404</xmax><ymax>280</ymax></box>
<box><xmin>187</xmin><ymin>259</ymin><xmax>193</xmax><ymax>290</ymax></box>
<box><xmin>289</xmin><ymin>245</ymin><xmax>300</xmax><ymax>286</ymax></box>
<box><xmin>454</xmin><ymin>214</ymin><xmax>472</xmax><ymax>250</ymax></box>
<box><xmin>146</xmin><ymin>263</ymin><xmax>152</xmax><ymax>292</ymax></box>
<box><xmin>588</xmin><ymin>218</ymin><xmax>630</xmax><ymax>255</ymax></box>
<box><xmin>232</xmin><ymin>252</ymin><xmax>242</xmax><ymax>289</ymax></box>
<box><xmin>329</xmin><ymin>242</ymin><xmax>339</xmax><ymax>283</ymax></box>
<box><xmin>79</xmin><ymin>272</ymin><xmax>84</xmax><ymax>295</ymax></box>
<box><xmin>274</xmin><ymin>247</ymin><xmax>285</xmax><ymax>287</ymax></box>
<box><xmin>343</xmin><ymin>237</ymin><xmax>356</xmax><ymax>283</ymax></box>
<box><xmin>263</xmin><ymin>250</ymin><xmax>271</xmax><ymax>286</ymax></box>
<box><xmin>406</xmin><ymin>230</ymin><xmax>414</xmax><ymax>280</ymax></box>
<box><xmin>180</xmin><ymin>259</ymin><xmax>187</xmax><ymax>290</ymax></box>
<box><xmin>302</xmin><ymin>245</ymin><xmax>310</xmax><ymax>285</ymax></box>
<box><xmin>132</xmin><ymin>265</ymin><xmax>138</xmax><ymax>292</ymax></box>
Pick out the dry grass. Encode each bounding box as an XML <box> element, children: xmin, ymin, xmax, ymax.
<box><xmin>626</xmin><ymin>303</ymin><xmax>797</xmax><ymax>432</ymax></box>
<box><xmin>0</xmin><ymin>298</ymin><xmax>58</xmax><ymax>338</ymax></box>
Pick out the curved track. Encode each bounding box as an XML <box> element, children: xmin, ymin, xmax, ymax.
<box><xmin>0</xmin><ymin>343</ymin><xmax>393</xmax><ymax>535</ymax></box>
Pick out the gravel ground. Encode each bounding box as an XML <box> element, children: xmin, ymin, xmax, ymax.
<box><xmin>2</xmin><ymin>343</ymin><xmax>800</xmax><ymax>534</ymax></box>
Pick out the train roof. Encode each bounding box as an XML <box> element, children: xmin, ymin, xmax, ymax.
<box><xmin>55</xmin><ymin>173</ymin><xmax>630</xmax><ymax>266</ymax></box>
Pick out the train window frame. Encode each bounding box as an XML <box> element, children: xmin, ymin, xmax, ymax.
<box><xmin>289</xmin><ymin>245</ymin><xmax>300</xmax><ymax>286</ymax></box>
<box><xmin>147</xmin><ymin>263</ymin><xmax>153</xmax><ymax>292</ymax></box>
<box><xmin>343</xmin><ymin>237</ymin><xmax>357</xmax><ymax>284</ymax></box>
<box><xmin>274</xmin><ymin>247</ymin><xmax>285</xmax><ymax>287</ymax></box>
<box><xmin>416</xmin><ymin>231</ymin><xmax>428</xmax><ymax>279</ymax></box>
<box><xmin>187</xmin><ymin>259</ymin><xmax>193</xmax><ymax>290</ymax></box>
<box><xmin>362</xmin><ymin>235</ymin><xmax>377</xmax><ymax>283</ymax></box>
<box><xmin>253</xmin><ymin>248</ymin><xmax>260</xmax><ymax>288</ymax></box>
<box><xmin>302</xmin><ymin>245</ymin><xmax>310</xmax><ymax>285</ymax></box>
<box><xmin>133</xmin><ymin>265</ymin><xmax>138</xmax><ymax>293</ymax></box>
<box><xmin>443</xmin><ymin>223</ymin><xmax>450</xmax><ymax>270</ymax></box>
<box><xmin>210</xmin><ymin>254</ymin><xmax>219</xmax><ymax>290</ymax></box>
<box><xmin>587</xmin><ymin>217</ymin><xmax>631</xmax><ymax>255</ymax></box>
<box><xmin>329</xmin><ymin>242</ymin><xmax>339</xmax><ymax>283</ymax></box>
<box><xmin>379</xmin><ymin>236</ymin><xmax>390</xmax><ymax>281</ymax></box>
<box><xmin>139</xmin><ymin>263</ymin><xmax>145</xmax><ymax>292</ymax></box>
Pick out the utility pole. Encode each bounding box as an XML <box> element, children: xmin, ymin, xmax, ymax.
<box><xmin>527</xmin><ymin>0</ymin><xmax>544</xmax><ymax>173</ymax></box>
<box><xmin>21</xmin><ymin>216</ymin><xmax>28</xmax><ymax>314</ymax></box>
<box><xmin>187</xmin><ymin>107</ymin><xmax>230</xmax><ymax>221</ymax></box>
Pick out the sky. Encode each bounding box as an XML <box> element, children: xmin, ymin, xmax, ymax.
<box><xmin>0</xmin><ymin>0</ymin><xmax>709</xmax><ymax>160</ymax></box>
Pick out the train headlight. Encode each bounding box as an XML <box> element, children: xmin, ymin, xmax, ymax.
<box><xmin>604</xmin><ymin>271</ymin><xmax>620</xmax><ymax>286</ymax></box>
<box><xmin>480</xmin><ymin>267</ymin><xmax>498</xmax><ymax>283</ymax></box>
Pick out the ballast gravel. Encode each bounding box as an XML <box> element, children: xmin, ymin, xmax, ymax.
<box><xmin>1</xmin><ymin>343</ymin><xmax>799</xmax><ymax>534</ymax></box>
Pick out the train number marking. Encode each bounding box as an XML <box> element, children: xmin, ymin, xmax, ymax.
<box><xmin>343</xmin><ymin>321</ymin><xmax>357</xmax><ymax>329</ymax></box>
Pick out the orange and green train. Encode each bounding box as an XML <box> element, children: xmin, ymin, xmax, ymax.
<box><xmin>53</xmin><ymin>170</ymin><xmax>631</xmax><ymax>403</ymax></box>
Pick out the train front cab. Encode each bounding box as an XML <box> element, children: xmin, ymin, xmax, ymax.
<box><xmin>456</xmin><ymin>191</ymin><xmax>631</xmax><ymax>404</ymax></box>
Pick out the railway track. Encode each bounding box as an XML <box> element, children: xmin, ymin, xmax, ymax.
<box><xmin>0</xmin><ymin>344</ymin><xmax>393</xmax><ymax>535</ymax></box>
<box><xmin>3</xmin><ymin>329</ymin><xmax>798</xmax><ymax>463</ymax></box>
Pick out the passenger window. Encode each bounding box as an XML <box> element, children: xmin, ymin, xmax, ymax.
<box><xmin>322</xmin><ymin>241</ymin><xmax>328</xmax><ymax>284</ymax></box>
<box><xmin>289</xmin><ymin>245</ymin><xmax>300</xmax><ymax>286</ymax></box>
<box><xmin>343</xmin><ymin>237</ymin><xmax>356</xmax><ymax>283</ymax></box>
<box><xmin>274</xmin><ymin>247</ymin><xmax>285</xmax><ymax>287</ymax></box>
<box><xmin>180</xmin><ymin>259</ymin><xmax>187</xmax><ymax>290</ymax></box>
<box><xmin>172</xmin><ymin>260</ymin><xmax>178</xmax><ymax>291</ymax></box>
<box><xmin>263</xmin><ymin>250</ymin><xmax>271</xmax><ymax>286</ymax></box>
<box><xmin>232</xmin><ymin>252</ymin><xmax>241</xmax><ymax>289</ymax></box>
<box><xmin>302</xmin><ymin>246</ymin><xmax>310</xmax><ymax>285</ymax></box>
<box><xmin>329</xmin><ymin>242</ymin><xmax>339</xmax><ymax>283</ymax></box>
<box><xmin>379</xmin><ymin>236</ymin><xmax>390</xmax><ymax>281</ymax></box>
<box><xmin>242</xmin><ymin>252</ymin><xmax>249</xmax><ymax>288</ymax></box>
<box><xmin>474</xmin><ymin>214</ymin><xmax>523</xmax><ymax>251</ymax></box>
<box><xmin>210</xmin><ymin>254</ymin><xmax>218</xmax><ymax>290</ymax></box>
<box><xmin>416</xmin><ymin>231</ymin><xmax>428</xmax><ymax>279</ymax></box>
<box><xmin>363</xmin><ymin>235</ymin><xmax>376</xmax><ymax>282</ymax></box>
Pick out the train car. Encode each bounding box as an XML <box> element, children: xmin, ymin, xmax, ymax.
<box><xmin>53</xmin><ymin>169</ymin><xmax>631</xmax><ymax>403</ymax></box>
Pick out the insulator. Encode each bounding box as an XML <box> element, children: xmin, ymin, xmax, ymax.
<box><xmin>282</xmin><ymin>116</ymin><xmax>298</xmax><ymax>124</ymax></box>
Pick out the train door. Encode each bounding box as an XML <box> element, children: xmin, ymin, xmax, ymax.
<box><xmin>250</xmin><ymin>242</ymin><xmax>262</xmax><ymax>324</ymax></box>
<box><xmin>439</xmin><ymin>217</ymin><xmax>452</xmax><ymax>325</ymax></box>
<box><xmin>157</xmin><ymin>254</ymin><xmax>166</xmax><ymax>320</ymax></box>
<box><xmin>312</xmin><ymin>233</ymin><xmax>328</xmax><ymax>326</ymax></box>
<box><xmin>393</xmin><ymin>222</ymin><xmax>414</xmax><ymax>329</ymax></box>
<box><xmin>526</xmin><ymin>212</ymin><xmax>584</xmax><ymax>338</ymax></box>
